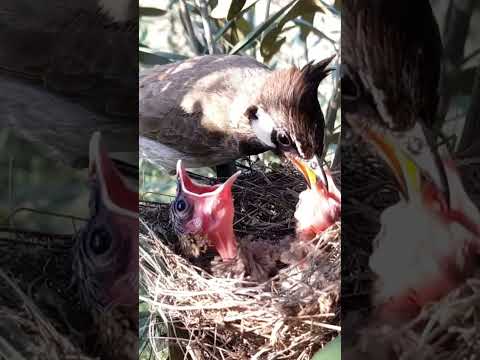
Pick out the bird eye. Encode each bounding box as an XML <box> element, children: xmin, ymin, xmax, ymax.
<box><xmin>277</xmin><ymin>131</ymin><xmax>291</xmax><ymax>147</ymax></box>
<box><xmin>89</xmin><ymin>229</ymin><xmax>112</xmax><ymax>255</ymax></box>
<box><xmin>176</xmin><ymin>199</ymin><xmax>187</xmax><ymax>212</ymax></box>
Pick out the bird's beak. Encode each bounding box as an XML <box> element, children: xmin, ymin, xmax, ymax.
<box><xmin>176</xmin><ymin>160</ymin><xmax>240</xmax><ymax>260</ymax></box>
<box><xmin>287</xmin><ymin>154</ymin><xmax>328</xmax><ymax>191</ymax></box>
<box><xmin>347</xmin><ymin>120</ymin><xmax>450</xmax><ymax>208</ymax></box>
<box><xmin>89</xmin><ymin>131</ymin><xmax>138</xmax><ymax>218</ymax></box>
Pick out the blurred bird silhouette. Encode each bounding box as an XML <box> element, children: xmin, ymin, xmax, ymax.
<box><xmin>72</xmin><ymin>132</ymin><xmax>138</xmax><ymax>324</ymax></box>
<box><xmin>0</xmin><ymin>0</ymin><xmax>137</xmax><ymax>172</ymax></box>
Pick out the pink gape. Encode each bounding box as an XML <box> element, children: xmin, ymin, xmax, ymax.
<box><xmin>175</xmin><ymin>160</ymin><xmax>239</xmax><ymax>260</ymax></box>
<box><xmin>288</xmin><ymin>155</ymin><xmax>340</xmax><ymax>241</ymax></box>
<box><xmin>294</xmin><ymin>168</ymin><xmax>340</xmax><ymax>241</ymax></box>
<box><xmin>371</xmin><ymin>150</ymin><xmax>480</xmax><ymax>323</ymax></box>
<box><xmin>73</xmin><ymin>132</ymin><xmax>138</xmax><ymax>321</ymax></box>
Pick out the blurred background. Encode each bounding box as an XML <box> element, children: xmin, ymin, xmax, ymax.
<box><xmin>429</xmin><ymin>0</ymin><xmax>480</xmax><ymax>153</ymax></box>
<box><xmin>0</xmin><ymin>128</ymin><xmax>89</xmax><ymax>235</ymax></box>
<box><xmin>139</xmin><ymin>0</ymin><xmax>341</xmax><ymax>203</ymax></box>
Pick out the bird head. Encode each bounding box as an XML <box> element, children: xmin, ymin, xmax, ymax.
<box><xmin>170</xmin><ymin>160</ymin><xmax>240</xmax><ymax>261</ymax></box>
<box><xmin>72</xmin><ymin>132</ymin><xmax>138</xmax><ymax>315</ymax></box>
<box><xmin>341</xmin><ymin>0</ymin><xmax>445</xmax><ymax>202</ymax></box>
<box><xmin>244</xmin><ymin>55</ymin><xmax>335</xmax><ymax>187</ymax></box>
<box><xmin>352</xmin><ymin>120</ymin><xmax>480</xmax><ymax>322</ymax></box>
<box><xmin>291</xmin><ymin>156</ymin><xmax>341</xmax><ymax>241</ymax></box>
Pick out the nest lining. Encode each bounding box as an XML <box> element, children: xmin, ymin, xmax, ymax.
<box><xmin>0</xmin><ymin>269</ymin><xmax>93</xmax><ymax>360</ymax></box>
<box><xmin>140</xmin><ymin>163</ymin><xmax>341</xmax><ymax>360</ymax></box>
<box><xmin>341</xmin><ymin>145</ymin><xmax>480</xmax><ymax>358</ymax></box>
<box><xmin>0</xmin><ymin>230</ymin><xmax>137</xmax><ymax>360</ymax></box>
<box><xmin>349</xmin><ymin>270</ymin><xmax>480</xmax><ymax>360</ymax></box>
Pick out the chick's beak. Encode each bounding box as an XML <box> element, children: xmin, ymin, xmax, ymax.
<box><xmin>89</xmin><ymin>131</ymin><xmax>138</xmax><ymax>218</ymax></box>
<box><xmin>176</xmin><ymin>160</ymin><xmax>239</xmax><ymax>260</ymax></box>
<box><xmin>87</xmin><ymin>131</ymin><xmax>139</xmax><ymax>310</ymax></box>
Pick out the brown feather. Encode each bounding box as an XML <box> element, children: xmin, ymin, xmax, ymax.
<box><xmin>343</xmin><ymin>0</ymin><xmax>442</xmax><ymax>130</ymax></box>
<box><xmin>256</xmin><ymin>56</ymin><xmax>334</xmax><ymax>158</ymax></box>
<box><xmin>139</xmin><ymin>55</ymin><xmax>271</xmax><ymax>170</ymax></box>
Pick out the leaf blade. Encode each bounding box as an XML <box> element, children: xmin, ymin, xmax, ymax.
<box><xmin>229</xmin><ymin>0</ymin><xmax>299</xmax><ymax>55</ymax></box>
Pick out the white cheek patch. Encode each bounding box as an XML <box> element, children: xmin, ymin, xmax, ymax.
<box><xmin>250</xmin><ymin>107</ymin><xmax>275</xmax><ymax>147</ymax></box>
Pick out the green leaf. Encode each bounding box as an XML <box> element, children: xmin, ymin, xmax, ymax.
<box><xmin>139</xmin><ymin>6</ymin><xmax>167</xmax><ymax>17</ymax></box>
<box><xmin>333</xmin><ymin>0</ymin><xmax>342</xmax><ymax>11</ymax></box>
<box><xmin>229</xmin><ymin>0</ymin><xmax>299</xmax><ymax>55</ymax></box>
<box><xmin>260</xmin><ymin>0</ymin><xmax>325</xmax><ymax>62</ymax></box>
<box><xmin>312</xmin><ymin>336</ymin><xmax>341</xmax><ymax>360</ymax></box>
<box><xmin>211</xmin><ymin>0</ymin><xmax>246</xmax><ymax>19</ymax></box>
<box><xmin>139</xmin><ymin>50</ymin><xmax>188</xmax><ymax>65</ymax></box>
<box><xmin>211</xmin><ymin>0</ymin><xmax>260</xmax><ymax>20</ymax></box>
<box><xmin>267</xmin><ymin>37</ymin><xmax>287</xmax><ymax>58</ymax></box>
<box><xmin>299</xmin><ymin>13</ymin><xmax>315</xmax><ymax>41</ymax></box>
<box><xmin>235</xmin><ymin>16</ymin><xmax>253</xmax><ymax>36</ymax></box>
<box><xmin>139</xmin><ymin>22</ymin><xmax>149</xmax><ymax>45</ymax></box>
<box><xmin>139</xmin><ymin>51</ymin><xmax>171</xmax><ymax>65</ymax></box>
<box><xmin>213</xmin><ymin>19</ymin><xmax>236</xmax><ymax>43</ymax></box>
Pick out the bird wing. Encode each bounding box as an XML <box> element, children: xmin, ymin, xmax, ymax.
<box><xmin>1</xmin><ymin>76</ymin><xmax>137</xmax><ymax>168</ymax></box>
<box><xmin>139</xmin><ymin>55</ymin><xmax>272</xmax><ymax>167</ymax></box>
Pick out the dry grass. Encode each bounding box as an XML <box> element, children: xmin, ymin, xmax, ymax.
<box><xmin>0</xmin><ymin>269</ymin><xmax>92</xmax><ymax>360</ymax></box>
<box><xmin>0</xmin><ymin>227</ymin><xmax>137</xmax><ymax>360</ymax></box>
<box><xmin>351</xmin><ymin>271</ymin><xmax>480</xmax><ymax>360</ymax></box>
<box><xmin>139</xmin><ymin>163</ymin><xmax>341</xmax><ymax>360</ymax></box>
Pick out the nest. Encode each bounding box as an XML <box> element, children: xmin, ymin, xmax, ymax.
<box><xmin>340</xmin><ymin>139</ymin><xmax>480</xmax><ymax>358</ymax></box>
<box><xmin>0</xmin><ymin>269</ymin><xmax>92</xmax><ymax>360</ymax></box>
<box><xmin>139</xmin><ymin>163</ymin><xmax>341</xmax><ymax>359</ymax></box>
<box><xmin>0</xmin><ymin>229</ymin><xmax>137</xmax><ymax>360</ymax></box>
<box><xmin>346</xmin><ymin>269</ymin><xmax>480</xmax><ymax>360</ymax></box>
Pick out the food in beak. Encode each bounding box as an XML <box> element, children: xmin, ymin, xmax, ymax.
<box><xmin>289</xmin><ymin>155</ymin><xmax>341</xmax><ymax>241</ymax></box>
<box><xmin>172</xmin><ymin>160</ymin><xmax>240</xmax><ymax>261</ymax></box>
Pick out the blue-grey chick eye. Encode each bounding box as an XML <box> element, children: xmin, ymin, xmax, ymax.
<box><xmin>176</xmin><ymin>199</ymin><xmax>187</xmax><ymax>212</ymax></box>
<box><xmin>89</xmin><ymin>229</ymin><xmax>112</xmax><ymax>255</ymax></box>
